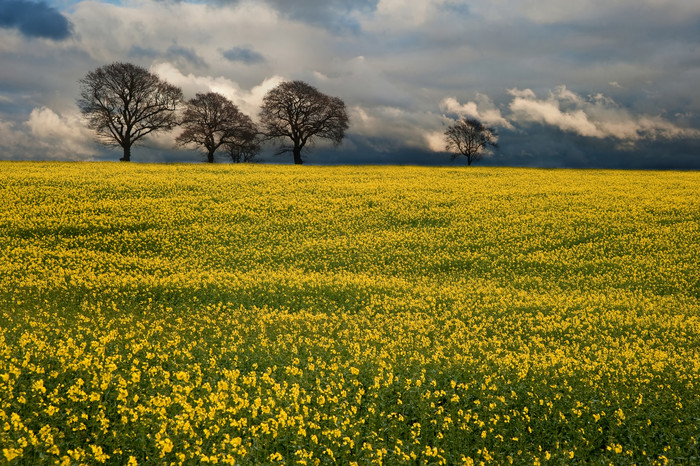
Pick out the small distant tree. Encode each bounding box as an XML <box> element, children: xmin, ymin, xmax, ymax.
<box><xmin>259</xmin><ymin>80</ymin><xmax>349</xmax><ymax>164</ymax></box>
<box><xmin>444</xmin><ymin>117</ymin><xmax>498</xmax><ymax>166</ymax></box>
<box><xmin>226</xmin><ymin>132</ymin><xmax>261</xmax><ymax>163</ymax></box>
<box><xmin>177</xmin><ymin>92</ymin><xmax>259</xmax><ymax>163</ymax></box>
<box><xmin>78</xmin><ymin>62</ymin><xmax>182</xmax><ymax>161</ymax></box>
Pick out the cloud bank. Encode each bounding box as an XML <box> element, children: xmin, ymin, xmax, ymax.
<box><xmin>440</xmin><ymin>95</ymin><xmax>513</xmax><ymax>129</ymax></box>
<box><xmin>507</xmin><ymin>86</ymin><xmax>700</xmax><ymax>143</ymax></box>
<box><xmin>0</xmin><ymin>107</ymin><xmax>97</xmax><ymax>160</ymax></box>
<box><xmin>0</xmin><ymin>0</ymin><xmax>698</xmax><ymax>167</ymax></box>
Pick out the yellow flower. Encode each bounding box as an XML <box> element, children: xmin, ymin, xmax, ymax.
<box><xmin>90</xmin><ymin>445</ymin><xmax>109</xmax><ymax>463</ymax></box>
<box><xmin>3</xmin><ymin>448</ymin><xmax>22</xmax><ymax>462</ymax></box>
<box><xmin>2</xmin><ymin>163</ymin><xmax>699</xmax><ymax>465</ymax></box>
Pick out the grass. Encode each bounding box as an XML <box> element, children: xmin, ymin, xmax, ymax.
<box><xmin>1</xmin><ymin>162</ymin><xmax>699</xmax><ymax>464</ymax></box>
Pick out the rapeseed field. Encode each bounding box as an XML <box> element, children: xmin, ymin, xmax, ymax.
<box><xmin>1</xmin><ymin>162</ymin><xmax>698</xmax><ymax>465</ymax></box>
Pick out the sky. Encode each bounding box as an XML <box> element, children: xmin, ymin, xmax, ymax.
<box><xmin>0</xmin><ymin>0</ymin><xmax>699</xmax><ymax>168</ymax></box>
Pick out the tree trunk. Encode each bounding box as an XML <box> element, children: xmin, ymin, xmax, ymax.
<box><xmin>207</xmin><ymin>150</ymin><xmax>215</xmax><ymax>163</ymax></box>
<box><xmin>293</xmin><ymin>147</ymin><xmax>303</xmax><ymax>165</ymax></box>
<box><xmin>121</xmin><ymin>145</ymin><xmax>131</xmax><ymax>162</ymax></box>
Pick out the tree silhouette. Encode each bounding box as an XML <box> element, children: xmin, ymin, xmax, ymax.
<box><xmin>177</xmin><ymin>92</ymin><xmax>258</xmax><ymax>163</ymax></box>
<box><xmin>444</xmin><ymin>117</ymin><xmax>498</xmax><ymax>166</ymax></box>
<box><xmin>226</xmin><ymin>135</ymin><xmax>261</xmax><ymax>163</ymax></box>
<box><xmin>77</xmin><ymin>62</ymin><xmax>182</xmax><ymax>161</ymax></box>
<box><xmin>259</xmin><ymin>81</ymin><xmax>349</xmax><ymax>164</ymax></box>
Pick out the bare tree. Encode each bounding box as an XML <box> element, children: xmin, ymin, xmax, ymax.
<box><xmin>444</xmin><ymin>117</ymin><xmax>498</xmax><ymax>166</ymax></box>
<box><xmin>77</xmin><ymin>62</ymin><xmax>182</xmax><ymax>161</ymax></box>
<box><xmin>176</xmin><ymin>92</ymin><xmax>259</xmax><ymax>163</ymax></box>
<box><xmin>259</xmin><ymin>80</ymin><xmax>349</xmax><ymax>164</ymax></box>
<box><xmin>226</xmin><ymin>133</ymin><xmax>261</xmax><ymax>163</ymax></box>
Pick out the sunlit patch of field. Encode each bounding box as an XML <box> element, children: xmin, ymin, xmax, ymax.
<box><xmin>1</xmin><ymin>162</ymin><xmax>698</xmax><ymax>464</ymax></box>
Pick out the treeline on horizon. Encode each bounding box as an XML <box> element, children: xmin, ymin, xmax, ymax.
<box><xmin>77</xmin><ymin>62</ymin><xmax>497</xmax><ymax>166</ymax></box>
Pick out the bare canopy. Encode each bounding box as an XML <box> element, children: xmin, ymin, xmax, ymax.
<box><xmin>227</xmin><ymin>137</ymin><xmax>261</xmax><ymax>163</ymax></box>
<box><xmin>259</xmin><ymin>80</ymin><xmax>349</xmax><ymax>164</ymax></box>
<box><xmin>77</xmin><ymin>62</ymin><xmax>182</xmax><ymax>161</ymax></box>
<box><xmin>176</xmin><ymin>92</ymin><xmax>259</xmax><ymax>163</ymax></box>
<box><xmin>444</xmin><ymin>117</ymin><xmax>498</xmax><ymax>166</ymax></box>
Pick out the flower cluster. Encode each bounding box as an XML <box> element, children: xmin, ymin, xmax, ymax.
<box><xmin>1</xmin><ymin>163</ymin><xmax>698</xmax><ymax>464</ymax></box>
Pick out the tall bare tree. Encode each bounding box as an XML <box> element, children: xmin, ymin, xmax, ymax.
<box><xmin>176</xmin><ymin>92</ymin><xmax>259</xmax><ymax>163</ymax></box>
<box><xmin>77</xmin><ymin>62</ymin><xmax>182</xmax><ymax>161</ymax></box>
<box><xmin>444</xmin><ymin>117</ymin><xmax>498</xmax><ymax>166</ymax></box>
<box><xmin>259</xmin><ymin>80</ymin><xmax>349</xmax><ymax>164</ymax></box>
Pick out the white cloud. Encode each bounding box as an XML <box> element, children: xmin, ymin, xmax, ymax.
<box><xmin>507</xmin><ymin>88</ymin><xmax>536</xmax><ymax>100</ymax></box>
<box><xmin>27</xmin><ymin>107</ymin><xmax>97</xmax><ymax>158</ymax></box>
<box><xmin>508</xmin><ymin>88</ymin><xmax>603</xmax><ymax>137</ymax></box>
<box><xmin>350</xmin><ymin>105</ymin><xmax>444</xmax><ymax>152</ymax></box>
<box><xmin>0</xmin><ymin>120</ymin><xmax>25</xmax><ymax>149</ymax></box>
<box><xmin>308</xmin><ymin>55</ymin><xmax>412</xmax><ymax>109</ymax></box>
<box><xmin>0</xmin><ymin>108</ymin><xmax>98</xmax><ymax>160</ymax></box>
<box><xmin>151</xmin><ymin>62</ymin><xmax>284</xmax><ymax>119</ymax></box>
<box><xmin>70</xmin><ymin>0</ymin><xmax>327</xmax><ymax>76</ymax></box>
<box><xmin>440</xmin><ymin>94</ymin><xmax>513</xmax><ymax>129</ymax></box>
<box><xmin>0</xmin><ymin>0</ymin><xmax>698</xmax><ymax>165</ymax></box>
<box><xmin>0</xmin><ymin>29</ymin><xmax>24</xmax><ymax>53</ymax></box>
<box><xmin>424</xmin><ymin>130</ymin><xmax>447</xmax><ymax>152</ymax></box>
<box><xmin>507</xmin><ymin>86</ymin><xmax>700</xmax><ymax>141</ymax></box>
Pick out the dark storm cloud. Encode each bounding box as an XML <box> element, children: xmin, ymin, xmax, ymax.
<box><xmin>0</xmin><ymin>0</ymin><xmax>72</xmax><ymax>40</ymax></box>
<box><xmin>481</xmin><ymin>126</ymin><xmax>700</xmax><ymax>170</ymax></box>
<box><xmin>87</xmin><ymin>129</ymin><xmax>700</xmax><ymax>169</ymax></box>
<box><xmin>1</xmin><ymin>0</ymin><xmax>699</xmax><ymax>166</ymax></box>
<box><xmin>0</xmin><ymin>44</ymin><xmax>92</xmax><ymax>117</ymax></box>
<box><xmin>304</xmin><ymin>130</ymin><xmax>700</xmax><ymax>169</ymax></box>
<box><xmin>221</xmin><ymin>46</ymin><xmax>265</xmax><ymax>65</ymax></box>
<box><xmin>267</xmin><ymin>135</ymin><xmax>450</xmax><ymax>166</ymax></box>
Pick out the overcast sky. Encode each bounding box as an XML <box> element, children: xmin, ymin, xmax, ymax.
<box><xmin>1</xmin><ymin>0</ymin><xmax>699</xmax><ymax>167</ymax></box>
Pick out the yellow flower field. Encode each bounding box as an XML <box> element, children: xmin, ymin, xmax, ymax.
<box><xmin>0</xmin><ymin>162</ymin><xmax>698</xmax><ymax>464</ymax></box>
